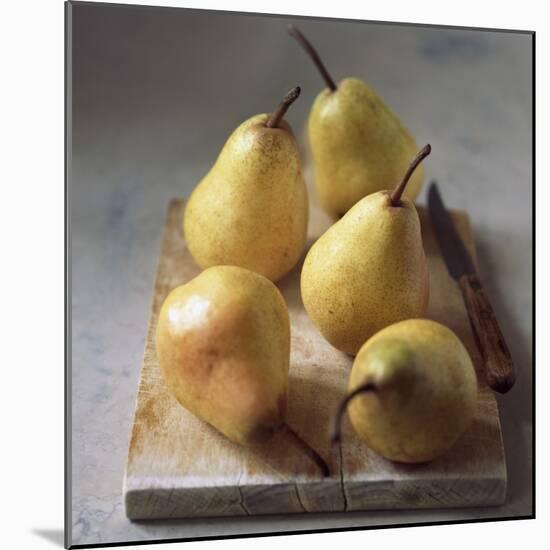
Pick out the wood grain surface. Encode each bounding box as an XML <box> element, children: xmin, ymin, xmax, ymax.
<box><xmin>123</xmin><ymin>198</ymin><xmax>507</xmax><ymax>520</ymax></box>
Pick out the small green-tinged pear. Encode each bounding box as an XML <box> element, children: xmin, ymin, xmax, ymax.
<box><xmin>331</xmin><ymin>319</ymin><xmax>478</xmax><ymax>463</ymax></box>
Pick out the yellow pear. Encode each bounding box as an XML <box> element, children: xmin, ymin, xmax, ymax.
<box><xmin>289</xmin><ymin>26</ymin><xmax>423</xmax><ymax>218</ymax></box>
<box><xmin>184</xmin><ymin>87</ymin><xmax>308</xmax><ymax>282</ymax></box>
<box><xmin>331</xmin><ymin>319</ymin><xmax>478</xmax><ymax>463</ymax></box>
<box><xmin>301</xmin><ymin>145</ymin><xmax>431</xmax><ymax>356</ymax></box>
<box><xmin>155</xmin><ymin>266</ymin><xmax>329</xmax><ymax>475</ymax></box>
<box><xmin>156</xmin><ymin>266</ymin><xmax>290</xmax><ymax>444</ymax></box>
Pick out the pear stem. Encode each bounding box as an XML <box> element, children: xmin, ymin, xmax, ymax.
<box><xmin>265</xmin><ymin>86</ymin><xmax>301</xmax><ymax>129</ymax></box>
<box><xmin>330</xmin><ymin>382</ymin><xmax>378</xmax><ymax>444</ymax></box>
<box><xmin>389</xmin><ymin>144</ymin><xmax>432</xmax><ymax>207</ymax></box>
<box><xmin>288</xmin><ymin>25</ymin><xmax>337</xmax><ymax>92</ymax></box>
<box><xmin>280</xmin><ymin>423</ymin><xmax>331</xmax><ymax>477</ymax></box>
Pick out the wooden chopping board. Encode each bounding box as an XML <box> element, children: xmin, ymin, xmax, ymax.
<box><xmin>123</xmin><ymin>198</ymin><xmax>506</xmax><ymax>520</ymax></box>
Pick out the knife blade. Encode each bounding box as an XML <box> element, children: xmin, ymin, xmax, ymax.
<box><xmin>427</xmin><ymin>182</ymin><xmax>516</xmax><ymax>393</ymax></box>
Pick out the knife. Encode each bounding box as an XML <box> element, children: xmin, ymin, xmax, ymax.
<box><xmin>427</xmin><ymin>182</ymin><xmax>516</xmax><ymax>394</ymax></box>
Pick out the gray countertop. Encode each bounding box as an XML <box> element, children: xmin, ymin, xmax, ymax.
<box><xmin>68</xmin><ymin>3</ymin><xmax>533</xmax><ymax>546</ymax></box>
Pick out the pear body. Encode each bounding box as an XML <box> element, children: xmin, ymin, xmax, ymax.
<box><xmin>347</xmin><ymin>319</ymin><xmax>478</xmax><ymax>463</ymax></box>
<box><xmin>301</xmin><ymin>191</ymin><xmax>429</xmax><ymax>355</ymax></box>
<box><xmin>184</xmin><ymin>114</ymin><xmax>308</xmax><ymax>282</ymax></box>
<box><xmin>309</xmin><ymin>78</ymin><xmax>423</xmax><ymax>218</ymax></box>
<box><xmin>155</xmin><ymin>266</ymin><xmax>290</xmax><ymax>445</ymax></box>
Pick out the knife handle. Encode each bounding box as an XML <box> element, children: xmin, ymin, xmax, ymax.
<box><xmin>458</xmin><ymin>273</ymin><xmax>516</xmax><ymax>393</ymax></box>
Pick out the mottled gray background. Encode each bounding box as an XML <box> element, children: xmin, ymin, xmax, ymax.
<box><xmin>68</xmin><ymin>2</ymin><xmax>533</xmax><ymax>546</ymax></box>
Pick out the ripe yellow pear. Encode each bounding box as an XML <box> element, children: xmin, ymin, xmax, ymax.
<box><xmin>331</xmin><ymin>319</ymin><xmax>478</xmax><ymax>463</ymax></box>
<box><xmin>156</xmin><ymin>266</ymin><xmax>290</xmax><ymax>444</ymax></box>
<box><xmin>289</xmin><ymin>26</ymin><xmax>423</xmax><ymax>218</ymax></box>
<box><xmin>184</xmin><ymin>87</ymin><xmax>308</xmax><ymax>282</ymax></box>
<box><xmin>155</xmin><ymin>266</ymin><xmax>329</xmax><ymax>474</ymax></box>
<box><xmin>301</xmin><ymin>145</ymin><xmax>431</xmax><ymax>356</ymax></box>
